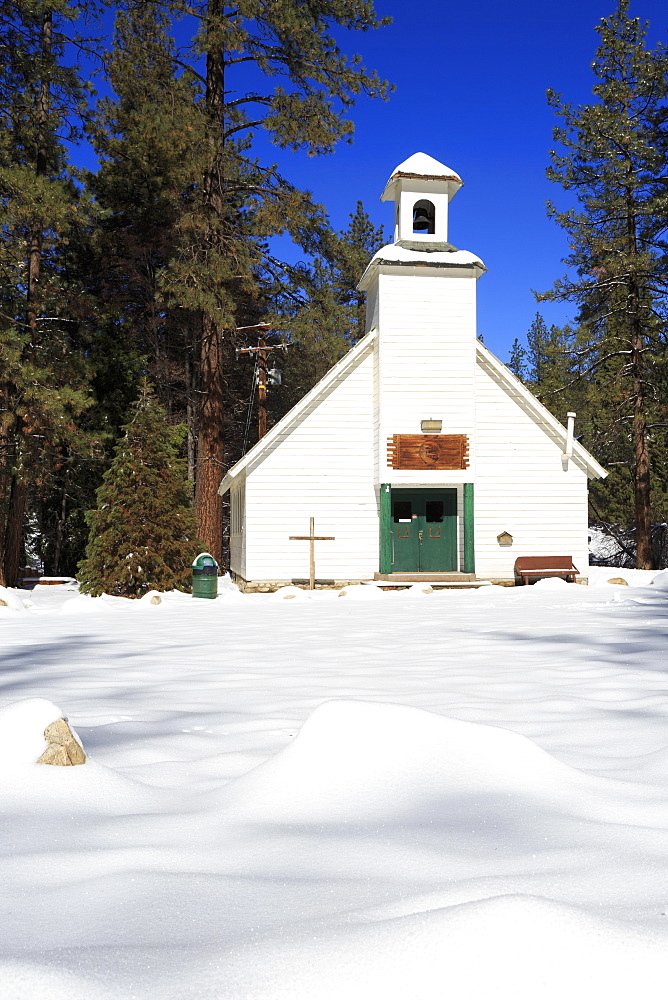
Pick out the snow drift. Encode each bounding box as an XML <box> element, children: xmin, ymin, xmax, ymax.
<box><xmin>222</xmin><ymin>700</ymin><xmax>598</xmax><ymax>825</ymax></box>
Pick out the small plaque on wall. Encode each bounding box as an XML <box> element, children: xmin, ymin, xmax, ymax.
<box><xmin>387</xmin><ymin>434</ymin><xmax>469</xmax><ymax>470</ymax></box>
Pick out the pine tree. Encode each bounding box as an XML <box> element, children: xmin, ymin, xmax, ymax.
<box><xmin>232</xmin><ymin>200</ymin><xmax>382</xmax><ymax>449</ymax></box>
<box><xmin>88</xmin><ymin>3</ymin><xmax>205</xmax><ymax>432</ymax></box>
<box><xmin>78</xmin><ymin>384</ymin><xmax>202</xmax><ymax>597</ymax></box>
<box><xmin>542</xmin><ymin>0</ymin><xmax>668</xmax><ymax>567</ymax></box>
<box><xmin>0</xmin><ymin>0</ymin><xmax>97</xmax><ymax>584</ymax></box>
<box><xmin>159</xmin><ymin>0</ymin><xmax>392</xmax><ymax>562</ymax></box>
<box><xmin>525</xmin><ymin>312</ymin><xmax>575</xmax><ymax>400</ymax></box>
<box><xmin>331</xmin><ymin>201</ymin><xmax>386</xmax><ymax>341</ymax></box>
<box><xmin>269</xmin><ymin>201</ymin><xmax>384</xmax><ymax>408</ymax></box>
<box><xmin>508</xmin><ymin>338</ymin><xmax>528</xmax><ymax>381</ymax></box>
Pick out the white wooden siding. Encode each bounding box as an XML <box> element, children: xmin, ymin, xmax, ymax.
<box><xmin>474</xmin><ymin>358</ymin><xmax>590</xmax><ymax>579</ymax></box>
<box><xmin>228</xmin><ymin>476</ymin><xmax>246</xmax><ymax>579</ymax></box>
<box><xmin>373</xmin><ymin>314</ymin><xmax>381</xmax><ymax>483</ymax></box>
<box><xmin>242</xmin><ymin>345</ymin><xmax>379</xmax><ymax>582</ymax></box>
<box><xmin>365</xmin><ymin>283</ymin><xmax>379</xmax><ymax>335</ymax></box>
<box><xmin>376</xmin><ymin>268</ymin><xmax>478</xmax><ymax>485</ymax></box>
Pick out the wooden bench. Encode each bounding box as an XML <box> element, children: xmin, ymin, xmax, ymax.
<box><xmin>514</xmin><ymin>556</ymin><xmax>579</xmax><ymax>586</ymax></box>
<box><xmin>18</xmin><ymin>575</ymin><xmax>76</xmax><ymax>589</ymax></box>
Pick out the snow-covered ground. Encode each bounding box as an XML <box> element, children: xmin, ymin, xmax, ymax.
<box><xmin>1</xmin><ymin>567</ymin><xmax>668</xmax><ymax>999</ymax></box>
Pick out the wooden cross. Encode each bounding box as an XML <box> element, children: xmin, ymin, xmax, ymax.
<box><xmin>289</xmin><ymin>517</ymin><xmax>335</xmax><ymax>590</ymax></box>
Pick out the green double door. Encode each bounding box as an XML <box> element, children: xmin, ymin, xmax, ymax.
<box><xmin>390</xmin><ymin>489</ymin><xmax>458</xmax><ymax>573</ymax></box>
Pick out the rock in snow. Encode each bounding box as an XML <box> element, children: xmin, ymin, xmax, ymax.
<box><xmin>37</xmin><ymin>718</ymin><xmax>86</xmax><ymax>766</ymax></box>
<box><xmin>0</xmin><ymin>698</ymin><xmax>86</xmax><ymax>765</ymax></box>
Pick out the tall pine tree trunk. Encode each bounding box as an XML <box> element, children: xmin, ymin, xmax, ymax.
<box><xmin>186</xmin><ymin>350</ymin><xmax>196</xmax><ymax>483</ymax></box>
<box><xmin>4</xmin><ymin>477</ymin><xmax>26</xmax><ymax>586</ymax></box>
<box><xmin>194</xmin><ymin>0</ymin><xmax>225</xmax><ymax>562</ymax></box>
<box><xmin>50</xmin><ymin>468</ymin><xmax>69</xmax><ymax>575</ymax></box>
<box><xmin>0</xmin><ymin>406</ymin><xmax>11</xmax><ymax>586</ymax></box>
<box><xmin>195</xmin><ymin>312</ymin><xmax>225</xmax><ymax>562</ymax></box>
<box><xmin>630</xmin><ymin>294</ymin><xmax>652</xmax><ymax>568</ymax></box>
<box><xmin>625</xmin><ymin>177</ymin><xmax>653</xmax><ymax>570</ymax></box>
<box><xmin>632</xmin><ymin>382</ymin><xmax>652</xmax><ymax>568</ymax></box>
<box><xmin>3</xmin><ymin>10</ymin><xmax>52</xmax><ymax>586</ymax></box>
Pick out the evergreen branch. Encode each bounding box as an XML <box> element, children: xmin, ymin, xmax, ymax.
<box><xmin>170</xmin><ymin>56</ymin><xmax>206</xmax><ymax>86</ymax></box>
<box><xmin>224</xmin><ymin>55</ymin><xmax>266</xmax><ymax>66</ymax></box>
<box><xmin>223</xmin><ymin>119</ymin><xmax>267</xmax><ymax>138</ymax></box>
<box><xmin>224</xmin><ymin>95</ymin><xmax>273</xmax><ymax>108</ymax></box>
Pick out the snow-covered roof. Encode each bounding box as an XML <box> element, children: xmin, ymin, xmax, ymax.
<box><xmin>381</xmin><ymin>152</ymin><xmax>463</xmax><ymax>202</ymax></box>
<box><xmin>357</xmin><ymin>242</ymin><xmax>486</xmax><ymax>292</ymax></box>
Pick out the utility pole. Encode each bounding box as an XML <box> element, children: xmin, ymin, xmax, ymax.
<box><xmin>236</xmin><ymin>324</ymin><xmax>289</xmax><ymax>442</ymax></box>
<box><xmin>257</xmin><ymin>332</ymin><xmax>267</xmax><ymax>440</ymax></box>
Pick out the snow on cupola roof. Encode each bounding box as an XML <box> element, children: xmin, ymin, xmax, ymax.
<box><xmin>381</xmin><ymin>152</ymin><xmax>463</xmax><ymax>203</ymax></box>
<box><xmin>378</xmin><ymin>152</ymin><xmax>465</xmax><ymax>249</ymax></box>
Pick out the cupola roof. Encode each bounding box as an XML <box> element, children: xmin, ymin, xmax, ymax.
<box><xmin>381</xmin><ymin>152</ymin><xmax>463</xmax><ymax>203</ymax></box>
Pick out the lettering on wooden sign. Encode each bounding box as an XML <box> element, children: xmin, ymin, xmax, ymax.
<box><xmin>387</xmin><ymin>434</ymin><xmax>469</xmax><ymax>470</ymax></box>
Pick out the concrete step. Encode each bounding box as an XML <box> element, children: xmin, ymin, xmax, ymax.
<box><xmin>373</xmin><ymin>572</ymin><xmax>476</xmax><ymax>583</ymax></box>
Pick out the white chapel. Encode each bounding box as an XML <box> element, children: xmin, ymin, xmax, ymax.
<box><xmin>218</xmin><ymin>152</ymin><xmax>606</xmax><ymax>590</ymax></box>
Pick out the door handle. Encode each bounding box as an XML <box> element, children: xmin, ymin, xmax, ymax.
<box><xmin>418</xmin><ymin>530</ymin><xmax>423</xmax><ymax>541</ymax></box>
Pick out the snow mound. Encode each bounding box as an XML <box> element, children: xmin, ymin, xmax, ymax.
<box><xmin>471</xmin><ymin>582</ymin><xmax>506</xmax><ymax>595</ymax></box>
<box><xmin>649</xmin><ymin>568</ymin><xmax>668</xmax><ymax>591</ymax></box>
<box><xmin>532</xmin><ymin>576</ymin><xmax>570</xmax><ymax>588</ymax></box>
<box><xmin>217</xmin><ymin>572</ymin><xmax>239</xmax><ymax>593</ymax></box>
<box><xmin>60</xmin><ymin>595</ymin><xmax>106</xmax><ymax>615</ymax></box>
<box><xmin>337</xmin><ymin>584</ymin><xmax>385</xmax><ymax>600</ymax></box>
<box><xmin>0</xmin><ymin>698</ymin><xmax>165</xmax><ymax>814</ymax></box>
<box><xmin>0</xmin><ymin>585</ymin><xmax>28</xmax><ymax>611</ymax></box>
<box><xmin>0</xmin><ymin>756</ymin><xmax>163</xmax><ymax>813</ymax></box>
<box><xmin>0</xmin><ymin>960</ymin><xmax>116</xmax><ymax>1000</ymax></box>
<box><xmin>223</xmin><ymin>700</ymin><xmax>588</xmax><ymax>825</ymax></box>
<box><xmin>587</xmin><ymin>566</ymin><xmax>658</xmax><ymax>587</ymax></box>
<box><xmin>139</xmin><ymin>590</ymin><xmax>163</xmax><ymax>605</ymax></box>
<box><xmin>218</xmin><ymin>893</ymin><xmax>668</xmax><ymax>1000</ymax></box>
<box><xmin>269</xmin><ymin>586</ymin><xmax>312</xmax><ymax>601</ymax></box>
<box><xmin>0</xmin><ymin>698</ymin><xmax>65</xmax><ymax>764</ymax></box>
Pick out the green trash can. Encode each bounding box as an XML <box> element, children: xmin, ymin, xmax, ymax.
<box><xmin>192</xmin><ymin>552</ymin><xmax>219</xmax><ymax>599</ymax></box>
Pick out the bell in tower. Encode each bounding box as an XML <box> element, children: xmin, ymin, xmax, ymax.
<box><xmin>412</xmin><ymin>200</ymin><xmax>435</xmax><ymax>234</ymax></box>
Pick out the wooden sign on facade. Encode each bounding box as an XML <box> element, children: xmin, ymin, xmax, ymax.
<box><xmin>387</xmin><ymin>434</ymin><xmax>469</xmax><ymax>470</ymax></box>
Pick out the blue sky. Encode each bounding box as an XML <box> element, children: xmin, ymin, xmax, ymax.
<box><xmin>244</xmin><ymin>0</ymin><xmax>667</xmax><ymax>361</ymax></box>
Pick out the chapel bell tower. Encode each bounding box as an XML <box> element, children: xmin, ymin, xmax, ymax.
<box><xmin>381</xmin><ymin>151</ymin><xmax>463</xmax><ymax>246</ymax></box>
<box><xmin>357</xmin><ymin>152</ymin><xmax>486</xmax><ymax>490</ymax></box>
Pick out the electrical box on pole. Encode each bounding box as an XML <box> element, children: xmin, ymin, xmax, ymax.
<box><xmin>236</xmin><ymin>324</ymin><xmax>290</xmax><ymax>443</ymax></box>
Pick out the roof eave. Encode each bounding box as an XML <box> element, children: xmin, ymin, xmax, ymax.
<box><xmin>358</xmin><ymin>256</ymin><xmax>486</xmax><ymax>292</ymax></box>
<box><xmin>380</xmin><ymin>172</ymin><xmax>463</xmax><ymax>203</ymax></box>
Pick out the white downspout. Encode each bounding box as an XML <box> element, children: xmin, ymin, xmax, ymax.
<box><xmin>562</xmin><ymin>412</ymin><xmax>576</xmax><ymax>468</ymax></box>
